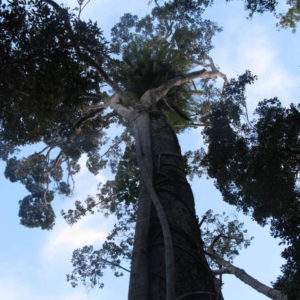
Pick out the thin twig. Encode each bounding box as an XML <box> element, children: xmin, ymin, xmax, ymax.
<box><xmin>78</xmin><ymin>0</ymin><xmax>91</xmax><ymax>19</ymax></box>
<box><xmin>37</xmin><ymin>145</ymin><xmax>51</xmax><ymax>155</ymax></box>
<box><xmin>174</xmin><ymin>122</ymin><xmax>209</xmax><ymax>128</ymax></box>
<box><xmin>67</xmin><ymin>157</ymin><xmax>75</xmax><ymax>192</ymax></box>
<box><xmin>209</xmin><ymin>233</ymin><xmax>223</xmax><ymax>251</ymax></box>
<box><xmin>43</xmin><ymin>147</ymin><xmax>53</xmax><ymax>208</ymax></box>
<box><xmin>100</xmin><ymin>257</ymin><xmax>131</xmax><ymax>273</ymax></box>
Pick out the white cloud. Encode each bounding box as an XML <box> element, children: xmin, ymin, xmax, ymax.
<box><xmin>42</xmin><ymin>153</ymin><xmax>113</xmax><ymax>261</ymax></box>
<box><xmin>43</xmin><ymin>218</ymin><xmax>107</xmax><ymax>260</ymax></box>
<box><xmin>212</xmin><ymin>15</ymin><xmax>300</xmax><ymax>113</ymax></box>
<box><xmin>0</xmin><ymin>276</ymin><xmax>93</xmax><ymax>300</ymax></box>
<box><xmin>61</xmin><ymin>0</ymin><xmax>150</xmax><ymax>36</ymax></box>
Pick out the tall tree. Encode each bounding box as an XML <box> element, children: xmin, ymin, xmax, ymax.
<box><xmin>202</xmin><ymin>94</ymin><xmax>300</xmax><ymax>299</ymax></box>
<box><xmin>0</xmin><ymin>1</ymin><xmax>295</xmax><ymax>299</ymax></box>
<box><xmin>0</xmin><ymin>0</ymin><xmax>227</xmax><ymax>299</ymax></box>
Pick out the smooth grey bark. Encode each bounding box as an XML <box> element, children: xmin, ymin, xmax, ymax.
<box><xmin>129</xmin><ymin>108</ymin><xmax>222</xmax><ymax>300</ymax></box>
<box><xmin>121</xmin><ymin>61</ymin><xmax>228</xmax><ymax>300</ymax></box>
<box><xmin>207</xmin><ymin>250</ymin><xmax>287</xmax><ymax>300</ymax></box>
<box><xmin>128</xmin><ymin>113</ymin><xmax>153</xmax><ymax>300</ymax></box>
<box><xmin>130</xmin><ymin>112</ymin><xmax>175</xmax><ymax>300</ymax></box>
<box><xmin>128</xmin><ymin>184</ymin><xmax>151</xmax><ymax>300</ymax></box>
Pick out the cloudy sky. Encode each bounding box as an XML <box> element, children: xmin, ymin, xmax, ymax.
<box><xmin>1</xmin><ymin>1</ymin><xmax>299</xmax><ymax>299</ymax></box>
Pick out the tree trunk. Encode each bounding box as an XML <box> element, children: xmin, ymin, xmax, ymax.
<box><xmin>129</xmin><ymin>110</ymin><xmax>221</xmax><ymax>300</ymax></box>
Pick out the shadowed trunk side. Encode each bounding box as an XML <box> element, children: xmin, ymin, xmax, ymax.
<box><xmin>147</xmin><ymin>111</ymin><xmax>221</xmax><ymax>300</ymax></box>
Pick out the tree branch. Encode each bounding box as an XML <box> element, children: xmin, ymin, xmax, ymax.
<box><xmin>199</xmin><ymin>215</ymin><xmax>207</xmax><ymax>228</ymax></box>
<box><xmin>212</xmin><ymin>268</ymin><xmax>231</xmax><ymax>276</ymax></box>
<box><xmin>203</xmin><ymin>54</ymin><xmax>228</xmax><ymax>86</ymax></box>
<box><xmin>206</xmin><ymin>249</ymin><xmax>287</xmax><ymax>300</ymax></box>
<box><xmin>100</xmin><ymin>257</ymin><xmax>131</xmax><ymax>273</ymax></box>
<box><xmin>108</xmin><ymin>93</ymin><xmax>133</xmax><ymax>119</ymax></box>
<box><xmin>209</xmin><ymin>233</ymin><xmax>223</xmax><ymax>251</ymax></box>
<box><xmin>142</xmin><ymin>68</ymin><xmax>227</xmax><ymax>104</ymax></box>
<box><xmin>43</xmin><ymin>147</ymin><xmax>53</xmax><ymax>208</ymax></box>
<box><xmin>37</xmin><ymin>145</ymin><xmax>51</xmax><ymax>155</ymax></box>
<box><xmin>53</xmin><ymin>150</ymin><xmax>64</xmax><ymax>170</ymax></box>
<box><xmin>174</xmin><ymin>122</ymin><xmax>210</xmax><ymax>128</ymax></box>
<box><xmin>77</xmin><ymin>0</ymin><xmax>92</xmax><ymax>19</ymax></box>
<box><xmin>67</xmin><ymin>156</ymin><xmax>75</xmax><ymax>192</ymax></box>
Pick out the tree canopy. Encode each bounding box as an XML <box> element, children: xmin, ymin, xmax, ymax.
<box><xmin>0</xmin><ymin>0</ymin><xmax>299</xmax><ymax>299</ymax></box>
<box><xmin>234</xmin><ymin>0</ymin><xmax>300</xmax><ymax>31</ymax></box>
<box><xmin>202</xmin><ymin>94</ymin><xmax>300</xmax><ymax>298</ymax></box>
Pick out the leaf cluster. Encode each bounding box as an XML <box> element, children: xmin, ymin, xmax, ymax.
<box><xmin>201</xmin><ymin>209</ymin><xmax>253</xmax><ymax>269</ymax></box>
<box><xmin>202</xmin><ymin>74</ymin><xmax>300</xmax><ymax>297</ymax></box>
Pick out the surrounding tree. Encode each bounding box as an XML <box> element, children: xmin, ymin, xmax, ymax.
<box><xmin>202</xmin><ymin>95</ymin><xmax>300</xmax><ymax>299</ymax></box>
<box><xmin>228</xmin><ymin>0</ymin><xmax>300</xmax><ymax>31</ymax></box>
<box><xmin>0</xmin><ymin>0</ymin><xmax>297</xmax><ymax>299</ymax></box>
<box><xmin>154</xmin><ymin>0</ymin><xmax>300</xmax><ymax>31</ymax></box>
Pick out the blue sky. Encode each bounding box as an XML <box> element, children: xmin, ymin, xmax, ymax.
<box><xmin>1</xmin><ymin>1</ymin><xmax>300</xmax><ymax>299</ymax></box>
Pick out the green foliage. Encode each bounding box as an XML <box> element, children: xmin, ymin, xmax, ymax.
<box><xmin>4</xmin><ymin>151</ymin><xmax>59</xmax><ymax>229</ymax></box>
<box><xmin>116</xmin><ymin>38</ymin><xmax>191</xmax><ymax>98</ymax></box>
<box><xmin>65</xmin><ymin>145</ymin><xmax>254</xmax><ymax>289</ymax></box>
<box><xmin>226</xmin><ymin>0</ymin><xmax>278</xmax><ymax>15</ymax></box>
<box><xmin>115</xmin><ymin>145</ymin><xmax>140</xmax><ymax>205</ymax></box>
<box><xmin>183</xmin><ymin>148</ymin><xmax>206</xmax><ymax>180</ymax></box>
<box><xmin>0</xmin><ymin>0</ymin><xmax>107</xmax><ymax>148</ymax></box>
<box><xmin>203</xmin><ymin>97</ymin><xmax>300</xmax><ymax>223</ymax></box>
<box><xmin>201</xmin><ymin>210</ymin><xmax>253</xmax><ymax>268</ymax></box>
<box><xmin>19</xmin><ymin>194</ymin><xmax>55</xmax><ymax>229</ymax></box>
<box><xmin>1</xmin><ymin>0</ymin><xmax>297</xmax><ymax>296</ymax></box>
<box><xmin>110</xmin><ymin>0</ymin><xmax>219</xmax><ymax>104</ymax></box>
<box><xmin>202</xmin><ymin>85</ymin><xmax>300</xmax><ymax>298</ymax></box>
<box><xmin>0</xmin><ymin>0</ymin><xmax>115</xmax><ymax>229</ymax></box>
<box><xmin>278</xmin><ymin>0</ymin><xmax>300</xmax><ymax>32</ymax></box>
<box><xmin>65</xmin><ymin>146</ymin><xmax>138</xmax><ymax>288</ymax></box>
<box><xmin>226</xmin><ymin>0</ymin><xmax>300</xmax><ymax>31</ymax></box>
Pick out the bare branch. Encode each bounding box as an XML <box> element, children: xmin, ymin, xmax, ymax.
<box><xmin>81</xmin><ymin>93</ymin><xmax>105</xmax><ymax>101</ymax></box>
<box><xmin>100</xmin><ymin>257</ymin><xmax>131</xmax><ymax>273</ymax></box>
<box><xmin>204</xmin><ymin>54</ymin><xmax>228</xmax><ymax>85</ymax></box>
<box><xmin>199</xmin><ymin>215</ymin><xmax>207</xmax><ymax>228</ymax></box>
<box><xmin>212</xmin><ymin>268</ymin><xmax>231</xmax><ymax>276</ymax></box>
<box><xmin>191</xmin><ymin>80</ymin><xmax>204</xmax><ymax>96</ymax></box>
<box><xmin>191</xmin><ymin>91</ymin><xmax>204</xmax><ymax>96</ymax></box>
<box><xmin>37</xmin><ymin>145</ymin><xmax>51</xmax><ymax>155</ymax></box>
<box><xmin>206</xmin><ymin>249</ymin><xmax>287</xmax><ymax>300</ymax></box>
<box><xmin>67</xmin><ymin>156</ymin><xmax>75</xmax><ymax>192</ymax></box>
<box><xmin>108</xmin><ymin>93</ymin><xmax>133</xmax><ymax>119</ymax></box>
<box><xmin>42</xmin><ymin>149</ymin><xmax>65</xmax><ymax>208</ymax></box>
<box><xmin>209</xmin><ymin>232</ymin><xmax>244</xmax><ymax>252</ymax></box>
<box><xmin>143</xmin><ymin>68</ymin><xmax>228</xmax><ymax>104</ymax></box>
<box><xmin>98</xmin><ymin>136</ymin><xmax>124</xmax><ymax>161</ymax></box>
<box><xmin>73</xmin><ymin>107</ymin><xmax>107</xmax><ymax>135</ymax></box>
<box><xmin>77</xmin><ymin>0</ymin><xmax>92</xmax><ymax>19</ymax></box>
<box><xmin>53</xmin><ymin>150</ymin><xmax>64</xmax><ymax>170</ymax></box>
<box><xmin>174</xmin><ymin>122</ymin><xmax>209</xmax><ymax>128</ymax></box>
<box><xmin>43</xmin><ymin>147</ymin><xmax>53</xmax><ymax>208</ymax></box>
<box><xmin>209</xmin><ymin>233</ymin><xmax>223</xmax><ymax>251</ymax></box>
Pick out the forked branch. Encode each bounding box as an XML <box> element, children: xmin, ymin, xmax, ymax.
<box><xmin>142</xmin><ymin>67</ymin><xmax>228</xmax><ymax>105</ymax></box>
